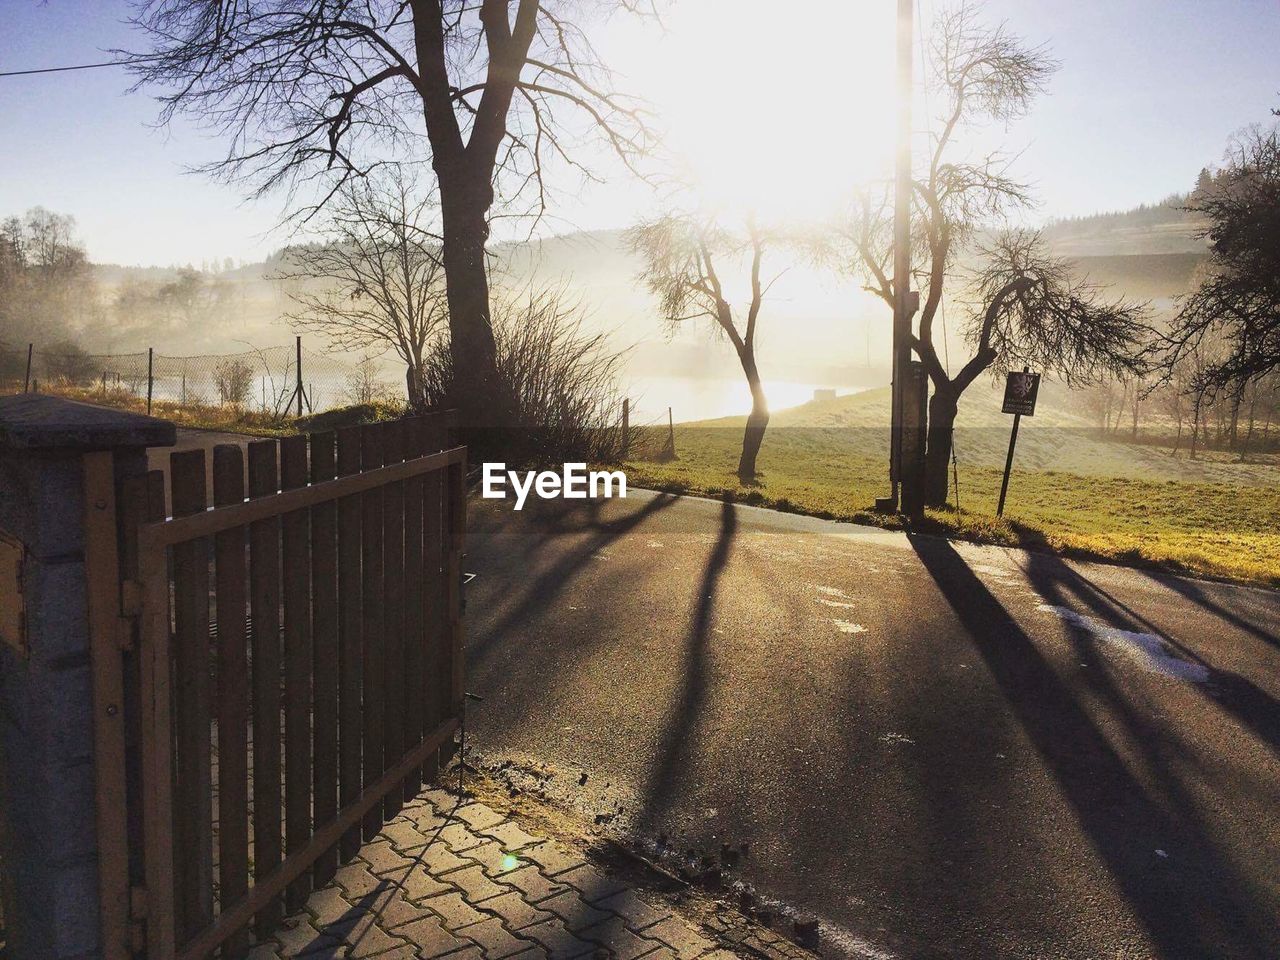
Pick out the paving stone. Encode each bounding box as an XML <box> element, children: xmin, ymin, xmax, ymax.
<box><xmin>335</xmin><ymin>862</ymin><xmax>390</xmax><ymax>901</ymax></box>
<box><xmin>382</xmin><ymin>821</ymin><xmax>432</xmax><ymax>853</ymax></box>
<box><xmin>454</xmin><ymin>803</ymin><xmax>506</xmax><ymax>831</ymax></box>
<box><xmin>309</xmin><ymin>886</ymin><xmax>371</xmax><ymax>930</ymax></box>
<box><xmin>480</xmin><ymin>822</ymin><xmax>540</xmax><ymax>852</ymax></box>
<box><xmin>392</xmin><ymin>915</ymin><xmax>468</xmax><ymax>959</ymax></box>
<box><xmin>407</xmin><ymin>805</ymin><xmax>449</xmax><ymax>835</ymax></box>
<box><xmin>368</xmin><ymin>890</ymin><xmax>433</xmax><ymax>931</ymax></box>
<box><xmin>438</xmin><ymin>822</ymin><xmax>486</xmax><ymax>853</ymax></box>
<box><xmin>579</xmin><ymin>917</ymin><xmax>661</xmax><ymax>960</ymax></box>
<box><xmin>508</xmin><ymin>948</ymin><xmax>550</xmax><ymax>960</ymax></box>
<box><xmin>457</xmin><ymin>917</ymin><xmax>536</xmax><ymax>960</ymax></box>
<box><xmin>537</xmin><ymin>892</ymin><xmax>612</xmax><ymax>934</ymax></box>
<box><xmin>594</xmin><ymin>891</ymin><xmax>671</xmax><ymax>931</ymax></box>
<box><xmin>503</xmin><ymin>866</ymin><xmax>567</xmax><ymax>904</ymax></box>
<box><xmin>369</xmin><ymin>948</ymin><xmax>418</xmax><ymax>960</ymax></box>
<box><xmin>421</xmin><ymin>892</ymin><xmax>489</xmax><ymax>931</ymax></box>
<box><xmin>274</xmin><ymin>915</ymin><xmax>343</xmax><ymax>957</ymax></box>
<box><xmin>482</xmin><ymin>892</ymin><xmax>554</xmax><ymax>931</ymax></box>
<box><xmin>466</xmin><ymin>840</ymin><xmax>526</xmax><ymax>877</ymax></box>
<box><xmin>293</xmin><ymin>943</ymin><xmax>347</xmax><ymax>960</ymax></box>
<box><xmin>342</xmin><ymin>920</ymin><xmax>410</xmax><ymax>959</ymax></box>
<box><xmin>418</xmin><ymin>843</ymin><xmax>472</xmax><ymax>876</ymax></box>
<box><xmin>397</xmin><ymin>864</ymin><xmax>458</xmax><ymax>903</ymax></box>
<box><xmin>247</xmin><ymin>945</ymin><xmax>284</xmax><ymax>960</ymax></box>
<box><xmin>448</xmin><ymin>864</ymin><xmax>511</xmax><ymax>904</ymax></box>
<box><xmin>516</xmin><ymin>842</ymin><xmax>582</xmax><ymax>878</ymax></box>
<box><xmin>553</xmin><ymin>866</ymin><xmax>628</xmax><ymax>905</ymax></box>
<box><xmin>364</xmin><ymin>841</ymin><xmax>414</xmax><ymax>876</ymax></box>
<box><xmin>640</xmin><ymin>918</ymin><xmax>714</xmax><ymax>960</ymax></box>
<box><xmin>421</xmin><ymin>788</ymin><xmax>461</xmax><ymax>812</ymax></box>
<box><xmin>520</xmin><ymin>919</ymin><xmax>599</xmax><ymax>959</ymax></box>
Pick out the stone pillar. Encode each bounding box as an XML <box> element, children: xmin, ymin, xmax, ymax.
<box><xmin>0</xmin><ymin>396</ymin><xmax>174</xmax><ymax>960</ymax></box>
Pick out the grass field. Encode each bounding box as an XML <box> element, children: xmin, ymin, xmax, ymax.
<box><xmin>626</xmin><ymin>387</ymin><xmax>1280</xmax><ymax>586</ymax></box>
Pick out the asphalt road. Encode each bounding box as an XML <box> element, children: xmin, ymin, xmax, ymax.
<box><xmin>465</xmin><ymin>489</ymin><xmax>1280</xmax><ymax>960</ymax></box>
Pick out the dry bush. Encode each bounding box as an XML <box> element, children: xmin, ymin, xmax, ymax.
<box><xmin>420</xmin><ymin>287</ymin><xmax>636</xmax><ymax>465</ymax></box>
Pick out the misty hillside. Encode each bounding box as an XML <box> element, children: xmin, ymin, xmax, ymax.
<box><xmin>83</xmin><ymin>198</ymin><xmax>1209</xmax><ymax>398</ymax></box>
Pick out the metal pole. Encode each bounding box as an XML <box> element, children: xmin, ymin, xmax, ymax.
<box><xmin>295</xmin><ymin>336</ymin><xmax>304</xmax><ymax>417</ymax></box>
<box><xmin>891</xmin><ymin>0</ymin><xmax>914</xmax><ymax>479</ymax></box>
<box><xmin>997</xmin><ymin>413</ymin><xmax>1021</xmax><ymax>518</ymax></box>
<box><xmin>24</xmin><ymin>343</ymin><xmax>33</xmax><ymax>393</ymax></box>
<box><xmin>885</xmin><ymin>0</ymin><xmax>914</xmax><ymax>509</ymax></box>
<box><xmin>146</xmin><ymin>347</ymin><xmax>154</xmax><ymax>415</ymax></box>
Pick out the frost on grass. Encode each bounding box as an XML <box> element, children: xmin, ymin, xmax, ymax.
<box><xmin>1037</xmin><ymin>604</ymin><xmax>1210</xmax><ymax>682</ymax></box>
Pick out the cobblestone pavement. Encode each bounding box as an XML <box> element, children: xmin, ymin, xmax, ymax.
<box><xmin>249</xmin><ymin>788</ymin><xmax>754</xmax><ymax>960</ymax></box>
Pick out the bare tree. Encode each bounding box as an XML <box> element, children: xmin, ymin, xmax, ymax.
<box><xmin>830</xmin><ymin>5</ymin><xmax>1147</xmax><ymax>505</ymax></box>
<box><xmin>215</xmin><ymin>357</ymin><xmax>255</xmax><ymax>408</ymax></box>
<box><xmin>1159</xmin><ymin>124</ymin><xmax>1280</xmax><ymax>407</ymax></box>
<box><xmin>280</xmin><ymin>175</ymin><xmax>447</xmax><ymax>410</ymax></box>
<box><xmin>629</xmin><ymin>214</ymin><xmax>777</xmax><ymax>481</ymax></box>
<box><xmin>125</xmin><ymin>1</ymin><xmax>655</xmax><ymax>429</ymax></box>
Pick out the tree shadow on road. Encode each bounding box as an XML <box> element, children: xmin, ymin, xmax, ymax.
<box><xmin>466</xmin><ymin>492</ymin><xmax>678</xmax><ymax>676</ymax></box>
<box><xmin>1022</xmin><ymin>549</ymin><xmax>1280</xmax><ymax>759</ymax></box>
<box><xmin>909</xmin><ymin>534</ymin><xmax>1277</xmax><ymax>960</ymax></box>
<box><xmin>634</xmin><ymin>497</ymin><xmax>737</xmax><ymax>831</ymax></box>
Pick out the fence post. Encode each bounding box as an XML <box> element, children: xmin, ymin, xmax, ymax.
<box><xmin>0</xmin><ymin>395</ymin><xmax>175</xmax><ymax>960</ymax></box>
<box><xmin>622</xmin><ymin>398</ymin><xmax>630</xmax><ymax>458</ymax></box>
<box><xmin>146</xmin><ymin>348</ymin><xmax>154</xmax><ymax>416</ymax></box>
<box><xmin>23</xmin><ymin>343</ymin><xmax>33</xmax><ymax>393</ymax></box>
<box><xmin>295</xmin><ymin>336</ymin><xmax>304</xmax><ymax>418</ymax></box>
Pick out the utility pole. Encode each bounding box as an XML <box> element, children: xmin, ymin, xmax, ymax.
<box><xmin>879</xmin><ymin>0</ymin><xmax>920</xmax><ymax>513</ymax></box>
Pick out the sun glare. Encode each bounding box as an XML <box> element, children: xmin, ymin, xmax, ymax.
<box><xmin>635</xmin><ymin>1</ymin><xmax>898</xmax><ymax>224</ymax></box>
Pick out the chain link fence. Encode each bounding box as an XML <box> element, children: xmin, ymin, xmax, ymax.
<box><xmin>0</xmin><ymin>340</ymin><xmax>372</xmax><ymax>421</ymax></box>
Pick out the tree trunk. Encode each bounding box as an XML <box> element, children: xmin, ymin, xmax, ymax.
<box><xmin>439</xmin><ymin>185</ymin><xmax>505</xmax><ymax>430</ymax></box>
<box><xmin>924</xmin><ymin>389</ymin><xmax>957</xmax><ymax>508</ymax></box>
<box><xmin>736</xmin><ymin>351</ymin><xmax>769</xmax><ymax>481</ymax></box>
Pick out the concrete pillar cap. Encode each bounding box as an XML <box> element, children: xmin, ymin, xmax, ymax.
<box><xmin>0</xmin><ymin>395</ymin><xmax>176</xmax><ymax>451</ymax></box>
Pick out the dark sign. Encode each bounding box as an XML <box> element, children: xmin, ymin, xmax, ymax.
<box><xmin>1002</xmin><ymin>371</ymin><xmax>1041</xmax><ymax>417</ymax></box>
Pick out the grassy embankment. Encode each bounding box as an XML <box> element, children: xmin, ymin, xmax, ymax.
<box><xmin>13</xmin><ymin>383</ymin><xmax>405</xmax><ymax>437</ymax></box>
<box><xmin>626</xmin><ymin>386</ymin><xmax>1280</xmax><ymax>586</ymax></box>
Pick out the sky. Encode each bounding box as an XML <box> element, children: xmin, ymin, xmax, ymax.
<box><xmin>1</xmin><ymin>0</ymin><xmax>1277</xmax><ymax>267</ymax></box>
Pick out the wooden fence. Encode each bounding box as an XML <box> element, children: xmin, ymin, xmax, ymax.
<box><xmin>84</xmin><ymin>413</ymin><xmax>466</xmax><ymax>960</ymax></box>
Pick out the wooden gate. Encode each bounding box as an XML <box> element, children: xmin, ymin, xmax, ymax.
<box><xmin>86</xmin><ymin>413</ymin><xmax>466</xmax><ymax>960</ymax></box>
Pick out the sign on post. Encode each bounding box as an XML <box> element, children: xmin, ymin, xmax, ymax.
<box><xmin>997</xmin><ymin>368</ymin><xmax>1039</xmax><ymax>517</ymax></box>
<box><xmin>1001</xmin><ymin>370</ymin><xmax>1041</xmax><ymax>417</ymax></box>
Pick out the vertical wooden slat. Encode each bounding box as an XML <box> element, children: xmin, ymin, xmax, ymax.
<box><xmin>212</xmin><ymin>445</ymin><xmax>250</xmax><ymax>957</ymax></box>
<box><xmin>402</xmin><ymin>419</ymin><xmax>426</xmax><ymax>800</ymax></box>
<box><xmin>444</xmin><ymin>455</ymin><xmax>468</xmax><ymax>762</ymax></box>
<box><xmin>335</xmin><ymin>426</ymin><xmax>363</xmax><ymax>861</ymax></box>
<box><xmin>83</xmin><ymin>452</ymin><xmax>130</xmax><ymax>960</ymax></box>
<box><xmin>359</xmin><ymin>424</ymin><xmax>385</xmax><ymax>840</ymax></box>
<box><xmin>280</xmin><ymin>434</ymin><xmax>312</xmax><ymax>913</ymax></box>
<box><xmin>169</xmin><ymin>449</ymin><xmax>214</xmax><ymax>943</ymax></box>
<box><xmin>247</xmin><ymin>440</ymin><xmax>282</xmax><ymax>938</ymax></box>
<box><xmin>119</xmin><ymin>472</ymin><xmax>159</xmax><ymax>897</ymax></box>
<box><xmin>381</xmin><ymin>420</ymin><xmax>406</xmax><ymax>818</ymax></box>
<box><xmin>138</xmin><ymin>466</ymin><xmax>177</xmax><ymax>960</ymax></box>
<box><xmin>421</xmin><ymin>460</ymin><xmax>445</xmax><ymax>784</ymax></box>
<box><xmin>309</xmin><ymin>431</ymin><xmax>339</xmax><ymax>885</ymax></box>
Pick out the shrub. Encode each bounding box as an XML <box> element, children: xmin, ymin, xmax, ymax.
<box><xmin>420</xmin><ymin>286</ymin><xmax>636</xmax><ymax>465</ymax></box>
